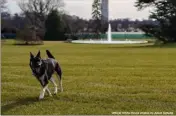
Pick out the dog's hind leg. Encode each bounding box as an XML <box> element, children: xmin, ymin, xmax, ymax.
<box><xmin>57</xmin><ymin>75</ymin><xmax>63</xmax><ymax>92</ymax></box>
<box><xmin>55</xmin><ymin>74</ymin><xmax>63</xmax><ymax>92</ymax></box>
<box><xmin>50</xmin><ymin>77</ymin><xmax>58</xmax><ymax>95</ymax></box>
<box><xmin>55</xmin><ymin>64</ymin><xmax>63</xmax><ymax>92</ymax></box>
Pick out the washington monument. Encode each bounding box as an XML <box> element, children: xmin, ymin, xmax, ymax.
<box><xmin>101</xmin><ymin>0</ymin><xmax>109</xmax><ymax>22</ymax></box>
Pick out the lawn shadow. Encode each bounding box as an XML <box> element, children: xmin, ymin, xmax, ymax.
<box><xmin>1</xmin><ymin>96</ymin><xmax>38</xmax><ymax>114</ymax></box>
<box><xmin>107</xmin><ymin>45</ymin><xmax>156</xmax><ymax>49</ymax></box>
<box><xmin>13</xmin><ymin>43</ymin><xmax>44</xmax><ymax>46</ymax></box>
<box><xmin>106</xmin><ymin>43</ymin><xmax>176</xmax><ymax>49</ymax></box>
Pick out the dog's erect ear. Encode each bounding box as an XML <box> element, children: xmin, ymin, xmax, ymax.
<box><xmin>36</xmin><ymin>50</ymin><xmax>41</xmax><ymax>58</ymax></box>
<box><xmin>30</xmin><ymin>52</ymin><xmax>34</xmax><ymax>59</ymax></box>
<box><xmin>46</xmin><ymin>50</ymin><xmax>55</xmax><ymax>59</ymax></box>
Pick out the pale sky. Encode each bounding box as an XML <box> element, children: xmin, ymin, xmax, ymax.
<box><xmin>6</xmin><ymin>0</ymin><xmax>152</xmax><ymax>20</ymax></box>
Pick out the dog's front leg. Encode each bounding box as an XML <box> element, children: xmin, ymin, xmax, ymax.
<box><xmin>46</xmin><ymin>87</ymin><xmax>52</xmax><ymax>97</ymax></box>
<box><xmin>39</xmin><ymin>85</ymin><xmax>48</xmax><ymax>100</ymax></box>
<box><xmin>50</xmin><ymin>77</ymin><xmax>58</xmax><ymax>95</ymax></box>
<box><xmin>39</xmin><ymin>80</ymin><xmax>49</xmax><ymax>100</ymax></box>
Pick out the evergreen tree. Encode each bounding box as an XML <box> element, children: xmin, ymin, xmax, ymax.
<box><xmin>44</xmin><ymin>10</ymin><xmax>66</xmax><ymax>41</ymax></box>
<box><xmin>92</xmin><ymin>0</ymin><xmax>101</xmax><ymax>39</ymax></box>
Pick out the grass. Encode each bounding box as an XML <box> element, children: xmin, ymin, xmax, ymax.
<box><xmin>1</xmin><ymin>40</ymin><xmax>176</xmax><ymax>115</ymax></box>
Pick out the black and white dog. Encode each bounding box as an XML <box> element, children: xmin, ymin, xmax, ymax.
<box><xmin>29</xmin><ymin>50</ymin><xmax>63</xmax><ymax>100</ymax></box>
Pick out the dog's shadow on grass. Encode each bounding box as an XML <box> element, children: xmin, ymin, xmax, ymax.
<box><xmin>2</xmin><ymin>93</ymin><xmax>88</xmax><ymax>114</ymax></box>
<box><xmin>1</xmin><ymin>95</ymin><xmax>61</xmax><ymax>114</ymax></box>
<box><xmin>1</xmin><ymin>97</ymin><xmax>39</xmax><ymax>114</ymax></box>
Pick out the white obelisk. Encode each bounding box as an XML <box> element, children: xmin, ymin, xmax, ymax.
<box><xmin>101</xmin><ymin>0</ymin><xmax>109</xmax><ymax>22</ymax></box>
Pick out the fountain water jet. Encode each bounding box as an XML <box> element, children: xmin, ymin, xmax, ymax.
<box><xmin>108</xmin><ymin>23</ymin><xmax>112</xmax><ymax>42</ymax></box>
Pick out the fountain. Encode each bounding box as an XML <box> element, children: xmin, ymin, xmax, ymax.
<box><xmin>71</xmin><ymin>0</ymin><xmax>148</xmax><ymax>45</ymax></box>
<box><xmin>71</xmin><ymin>23</ymin><xmax>148</xmax><ymax>44</ymax></box>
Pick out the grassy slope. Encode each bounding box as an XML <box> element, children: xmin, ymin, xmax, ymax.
<box><xmin>1</xmin><ymin>40</ymin><xmax>176</xmax><ymax>115</ymax></box>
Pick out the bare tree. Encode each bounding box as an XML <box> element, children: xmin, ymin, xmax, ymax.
<box><xmin>18</xmin><ymin>0</ymin><xmax>64</xmax><ymax>29</ymax></box>
<box><xmin>0</xmin><ymin>0</ymin><xmax>7</xmax><ymax>12</ymax></box>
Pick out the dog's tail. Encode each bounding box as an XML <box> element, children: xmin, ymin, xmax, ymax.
<box><xmin>46</xmin><ymin>50</ymin><xmax>55</xmax><ymax>59</ymax></box>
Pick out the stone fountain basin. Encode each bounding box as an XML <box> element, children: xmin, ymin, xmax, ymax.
<box><xmin>71</xmin><ymin>40</ymin><xmax>148</xmax><ymax>44</ymax></box>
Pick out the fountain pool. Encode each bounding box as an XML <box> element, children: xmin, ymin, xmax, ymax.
<box><xmin>71</xmin><ymin>24</ymin><xmax>148</xmax><ymax>44</ymax></box>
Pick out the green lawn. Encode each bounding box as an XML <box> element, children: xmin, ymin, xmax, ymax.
<box><xmin>1</xmin><ymin>40</ymin><xmax>176</xmax><ymax>115</ymax></box>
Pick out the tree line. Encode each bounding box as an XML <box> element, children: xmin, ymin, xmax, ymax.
<box><xmin>2</xmin><ymin>0</ymin><xmax>176</xmax><ymax>44</ymax></box>
<box><xmin>135</xmin><ymin>0</ymin><xmax>176</xmax><ymax>43</ymax></box>
<box><xmin>1</xmin><ymin>11</ymin><xmax>155</xmax><ymax>37</ymax></box>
